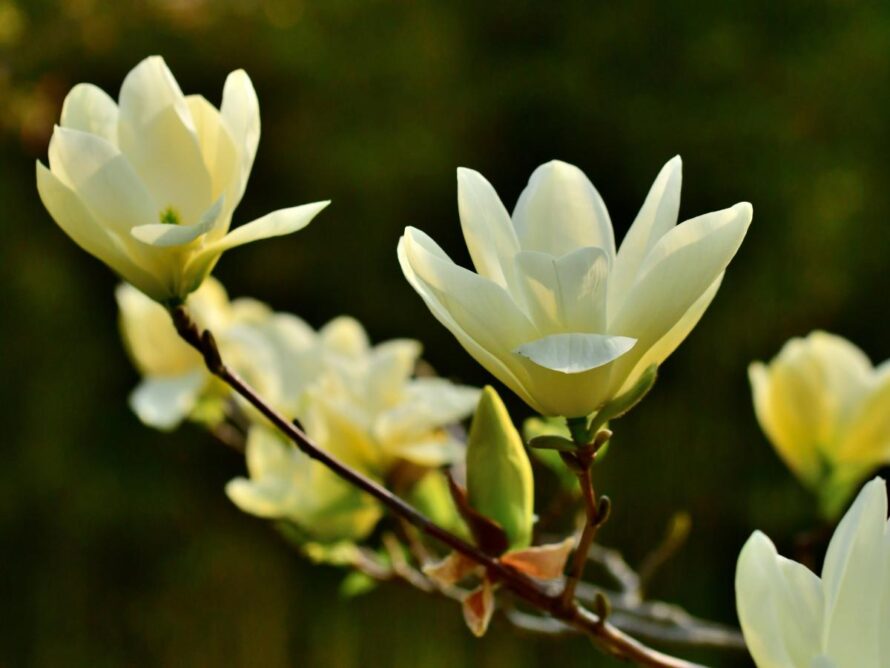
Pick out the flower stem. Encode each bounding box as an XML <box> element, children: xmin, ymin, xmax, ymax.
<box><xmin>170</xmin><ymin>306</ymin><xmax>703</xmax><ymax>668</ymax></box>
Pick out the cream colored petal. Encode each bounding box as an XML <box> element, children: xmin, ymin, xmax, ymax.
<box><xmin>37</xmin><ymin>162</ymin><xmax>167</xmax><ymax>300</ymax></box>
<box><xmin>735</xmin><ymin>531</ymin><xmax>823</xmax><ymax>668</ymax></box>
<box><xmin>186</xmin><ymin>95</ymin><xmax>241</xmax><ymax>221</ymax></box>
<box><xmin>220</xmin><ymin>69</ymin><xmax>260</xmax><ymax>201</ymax></box>
<box><xmin>131</xmin><ymin>196</ymin><xmax>223</xmax><ymax>248</ymax></box>
<box><xmin>48</xmin><ymin>126</ymin><xmax>157</xmax><ymax>233</ymax></box>
<box><xmin>202</xmin><ymin>200</ymin><xmax>329</xmax><ymax>255</ymax></box>
<box><xmin>366</xmin><ymin>339</ymin><xmax>423</xmax><ymax>405</ymax></box>
<box><xmin>615</xmin><ymin>273</ymin><xmax>721</xmax><ymax>395</ymax></box>
<box><xmin>398</xmin><ymin>227</ymin><xmax>542</xmax><ymax>412</ymax></box>
<box><xmin>320</xmin><ymin>316</ymin><xmax>370</xmax><ymax>358</ymax></box>
<box><xmin>607</xmin><ymin>202</ymin><xmax>751</xmax><ymax>386</ymax></box>
<box><xmin>514</xmin><ymin>332</ymin><xmax>636</xmax><ymax>374</ymax></box>
<box><xmin>837</xmin><ymin>371</ymin><xmax>890</xmax><ymax>463</ymax></box>
<box><xmin>608</xmin><ymin>156</ymin><xmax>682</xmax><ymax>308</ymax></box>
<box><xmin>821</xmin><ymin>477</ymin><xmax>888</xmax><ymax>667</ymax></box>
<box><xmin>457</xmin><ymin>167</ymin><xmax>520</xmax><ymax>290</ymax></box>
<box><xmin>60</xmin><ymin>83</ymin><xmax>119</xmax><ymax>144</ymax></box>
<box><xmin>512</xmin><ymin>160</ymin><xmax>614</xmax><ymax>258</ymax></box>
<box><xmin>514</xmin><ymin>247</ymin><xmax>610</xmax><ymax>333</ymax></box>
<box><xmin>245</xmin><ymin>426</ymin><xmax>295</xmax><ymax>478</ymax></box>
<box><xmin>129</xmin><ymin>371</ymin><xmax>206</xmax><ymax>431</ymax></box>
<box><xmin>374</xmin><ymin>379</ymin><xmax>479</xmax><ymax>445</ymax></box>
<box><xmin>117</xmin><ymin>56</ymin><xmax>213</xmax><ymax>225</ymax></box>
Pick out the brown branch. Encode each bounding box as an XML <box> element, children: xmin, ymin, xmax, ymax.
<box><xmin>170</xmin><ymin>306</ymin><xmax>704</xmax><ymax>668</ymax></box>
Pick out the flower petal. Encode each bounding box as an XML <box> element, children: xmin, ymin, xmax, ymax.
<box><xmin>37</xmin><ymin>162</ymin><xmax>167</xmax><ymax>299</ymax></box>
<box><xmin>837</xmin><ymin>369</ymin><xmax>890</xmax><ymax>464</ymax></box>
<box><xmin>129</xmin><ymin>371</ymin><xmax>206</xmax><ymax>431</ymax></box>
<box><xmin>735</xmin><ymin>531</ymin><xmax>823</xmax><ymax>668</ymax></box>
<box><xmin>512</xmin><ymin>160</ymin><xmax>614</xmax><ymax>258</ymax></box>
<box><xmin>514</xmin><ymin>247</ymin><xmax>610</xmax><ymax>333</ymax></box>
<box><xmin>186</xmin><ymin>94</ymin><xmax>240</xmax><ymax>223</ymax></box>
<box><xmin>457</xmin><ymin>167</ymin><xmax>520</xmax><ymax>290</ymax></box>
<box><xmin>398</xmin><ymin>227</ymin><xmax>542</xmax><ymax>411</ymax></box>
<box><xmin>131</xmin><ymin>196</ymin><xmax>223</xmax><ymax>248</ymax></box>
<box><xmin>204</xmin><ymin>200</ymin><xmax>329</xmax><ymax>255</ymax></box>
<box><xmin>515</xmin><ymin>332</ymin><xmax>636</xmax><ymax>374</ymax></box>
<box><xmin>117</xmin><ymin>56</ymin><xmax>212</xmax><ymax>225</ymax></box>
<box><xmin>220</xmin><ymin>69</ymin><xmax>260</xmax><ymax>201</ymax></box>
<box><xmin>501</xmin><ymin>537</ymin><xmax>574</xmax><ymax>580</ymax></box>
<box><xmin>607</xmin><ymin>202</ymin><xmax>751</xmax><ymax>389</ymax></box>
<box><xmin>60</xmin><ymin>83</ymin><xmax>119</xmax><ymax>144</ymax></box>
<box><xmin>609</xmin><ymin>156</ymin><xmax>682</xmax><ymax>307</ymax></box>
<box><xmin>821</xmin><ymin>477</ymin><xmax>888</xmax><ymax>667</ymax></box>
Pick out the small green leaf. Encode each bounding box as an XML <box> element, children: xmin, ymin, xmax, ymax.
<box><xmin>466</xmin><ymin>386</ymin><xmax>535</xmax><ymax>550</ymax></box>
<box><xmin>527</xmin><ymin>434</ymin><xmax>578</xmax><ymax>452</ymax></box>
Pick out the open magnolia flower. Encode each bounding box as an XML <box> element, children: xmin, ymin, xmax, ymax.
<box><xmin>749</xmin><ymin>331</ymin><xmax>890</xmax><ymax>517</ymax></box>
<box><xmin>399</xmin><ymin>158</ymin><xmax>752</xmax><ymax>417</ymax></box>
<box><xmin>735</xmin><ymin>477</ymin><xmax>890</xmax><ymax>668</ymax></box>
<box><xmin>37</xmin><ymin>55</ymin><xmax>328</xmax><ymax>302</ymax></box>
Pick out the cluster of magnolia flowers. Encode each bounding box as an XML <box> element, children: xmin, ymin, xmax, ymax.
<box><xmin>37</xmin><ymin>56</ymin><xmax>890</xmax><ymax>666</ymax></box>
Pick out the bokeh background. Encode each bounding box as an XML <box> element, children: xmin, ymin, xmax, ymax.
<box><xmin>2</xmin><ymin>1</ymin><xmax>889</xmax><ymax>666</ymax></box>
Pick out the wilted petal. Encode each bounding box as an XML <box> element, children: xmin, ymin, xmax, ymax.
<box><xmin>220</xmin><ymin>69</ymin><xmax>260</xmax><ymax>201</ymax></box>
<box><xmin>500</xmin><ymin>537</ymin><xmax>574</xmax><ymax>580</ymax></box>
<box><xmin>117</xmin><ymin>56</ymin><xmax>213</xmax><ymax>224</ymax></box>
<box><xmin>457</xmin><ymin>167</ymin><xmax>520</xmax><ymax>290</ymax></box>
<box><xmin>514</xmin><ymin>247</ymin><xmax>610</xmax><ymax>333</ymax></box>
<box><xmin>609</xmin><ymin>156</ymin><xmax>682</xmax><ymax>306</ymax></box>
<box><xmin>129</xmin><ymin>371</ymin><xmax>206</xmax><ymax>431</ymax></box>
<box><xmin>60</xmin><ymin>83</ymin><xmax>119</xmax><ymax>144</ymax></box>
<box><xmin>821</xmin><ymin>478</ymin><xmax>888</xmax><ymax>667</ymax></box>
<box><xmin>735</xmin><ymin>531</ymin><xmax>823</xmax><ymax>668</ymax></box>
<box><xmin>423</xmin><ymin>551</ymin><xmax>479</xmax><ymax>586</ymax></box>
<box><xmin>512</xmin><ymin>160</ymin><xmax>614</xmax><ymax>258</ymax></box>
<box><xmin>462</xmin><ymin>578</ymin><xmax>495</xmax><ymax>637</ymax></box>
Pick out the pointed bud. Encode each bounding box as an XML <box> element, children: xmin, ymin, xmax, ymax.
<box><xmin>466</xmin><ymin>386</ymin><xmax>535</xmax><ymax>550</ymax></box>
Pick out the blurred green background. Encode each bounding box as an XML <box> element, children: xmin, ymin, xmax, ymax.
<box><xmin>1</xmin><ymin>1</ymin><xmax>888</xmax><ymax>666</ymax></box>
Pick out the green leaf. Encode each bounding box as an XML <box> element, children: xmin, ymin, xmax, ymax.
<box><xmin>466</xmin><ymin>386</ymin><xmax>535</xmax><ymax>550</ymax></box>
<box><xmin>527</xmin><ymin>434</ymin><xmax>578</xmax><ymax>452</ymax></box>
<box><xmin>340</xmin><ymin>571</ymin><xmax>378</xmax><ymax>598</ymax></box>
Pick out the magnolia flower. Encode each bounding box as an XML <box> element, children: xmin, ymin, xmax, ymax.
<box><xmin>37</xmin><ymin>55</ymin><xmax>328</xmax><ymax>302</ymax></box>
<box><xmin>226</xmin><ymin>426</ymin><xmax>382</xmax><ymax>544</ymax></box>
<box><xmin>735</xmin><ymin>477</ymin><xmax>890</xmax><ymax>668</ymax></box>
<box><xmin>117</xmin><ymin>277</ymin><xmax>275</xmax><ymax>430</ymax></box>
<box><xmin>749</xmin><ymin>331</ymin><xmax>890</xmax><ymax>517</ymax></box>
<box><xmin>398</xmin><ymin>157</ymin><xmax>752</xmax><ymax>417</ymax></box>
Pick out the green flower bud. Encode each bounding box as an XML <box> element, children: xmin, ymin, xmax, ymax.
<box><xmin>466</xmin><ymin>386</ymin><xmax>534</xmax><ymax>550</ymax></box>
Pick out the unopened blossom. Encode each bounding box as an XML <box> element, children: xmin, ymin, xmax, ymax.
<box><xmin>38</xmin><ymin>56</ymin><xmax>328</xmax><ymax>302</ymax></box>
<box><xmin>399</xmin><ymin>157</ymin><xmax>752</xmax><ymax>417</ymax></box>
<box><xmin>735</xmin><ymin>477</ymin><xmax>890</xmax><ymax>668</ymax></box>
<box><xmin>749</xmin><ymin>331</ymin><xmax>890</xmax><ymax>517</ymax></box>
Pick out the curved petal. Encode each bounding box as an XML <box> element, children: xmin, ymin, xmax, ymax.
<box><xmin>117</xmin><ymin>56</ymin><xmax>212</xmax><ymax>225</ymax></box>
<box><xmin>821</xmin><ymin>477</ymin><xmax>888</xmax><ymax>666</ymax></box>
<box><xmin>131</xmin><ymin>196</ymin><xmax>223</xmax><ymax>248</ymax></box>
<box><xmin>48</xmin><ymin>126</ymin><xmax>157</xmax><ymax>234</ymax></box>
<box><xmin>514</xmin><ymin>332</ymin><xmax>636</xmax><ymax>374</ymax></box>
<box><xmin>129</xmin><ymin>371</ymin><xmax>206</xmax><ymax>431</ymax></box>
<box><xmin>837</xmin><ymin>371</ymin><xmax>890</xmax><ymax>463</ymax></box>
<box><xmin>37</xmin><ymin>162</ymin><xmax>167</xmax><ymax>299</ymax></box>
<box><xmin>735</xmin><ymin>531</ymin><xmax>823</xmax><ymax>668</ymax></box>
<box><xmin>512</xmin><ymin>160</ymin><xmax>614</xmax><ymax>258</ymax></box>
<box><xmin>186</xmin><ymin>95</ymin><xmax>240</xmax><ymax>228</ymax></box>
<box><xmin>457</xmin><ymin>167</ymin><xmax>520</xmax><ymax>290</ymax></box>
<box><xmin>60</xmin><ymin>83</ymin><xmax>119</xmax><ymax>144</ymax></box>
<box><xmin>514</xmin><ymin>247</ymin><xmax>609</xmax><ymax>333</ymax></box>
<box><xmin>398</xmin><ymin>227</ymin><xmax>542</xmax><ymax>408</ymax></box>
<box><xmin>220</xmin><ymin>69</ymin><xmax>260</xmax><ymax>202</ymax></box>
<box><xmin>203</xmin><ymin>200</ymin><xmax>329</xmax><ymax>255</ymax></box>
<box><xmin>319</xmin><ymin>316</ymin><xmax>370</xmax><ymax>358</ymax></box>
<box><xmin>609</xmin><ymin>156</ymin><xmax>682</xmax><ymax>308</ymax></box>
<box><xmin>607</xmin><ymin>202</ymin><xmax>752</xmax><ymax>385</ymax></box>
<box><xmin>615</xmin><ymin>273</ymin><xmax>721</xmax><ymax>395</ymax></box>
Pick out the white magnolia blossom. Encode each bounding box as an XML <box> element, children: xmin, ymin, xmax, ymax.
<box><xmin>735</xmin><ymin>477</ymin><xmax>890</xmax><ymax>668</ymax></box>
<box><xmin>399</xmin><ymin>157</ymin><xmax>752</xmax><ymax>417</ymax></box>
<box><xmin>750</xmin><ymin>331</ymin><xmax>890</xmax><ymax>517</ymax></box>
<box><xmin>38</xmin><ymin>55</ymin><xmax>328</xmax><ymax>302</ymax></box>
<box><xmin>116</xmin><ymin>277</ymin><xmax>272</xmax><ymax>430</ymax></box>
<box><xmin>226</xmin><ymin>426</ymin><xmax>383</xmax><ymax>543</ymax></box>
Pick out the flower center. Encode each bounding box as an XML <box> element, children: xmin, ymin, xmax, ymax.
<box><xmin>159</xmin><ymin>206</ymin><xmax>181</xmax><ymax>225</ymax></box>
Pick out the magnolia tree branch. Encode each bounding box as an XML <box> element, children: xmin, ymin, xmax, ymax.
<box><xmin>170</xmin><ymin>306</ymin><xmax>705</xmax><ymax>668</ymax></box>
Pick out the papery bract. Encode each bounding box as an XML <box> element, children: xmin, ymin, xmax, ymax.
<box><xmin>38</xmin><ymin>55</ymin><xmax>328</xmax><ymax>302</ymax></box>
<box><xmin>735</xmin><ymin>477</ymin><xmax>890</xmax><ymax>668</ymax></box>
<box><xmin>399</xmin><ymin>158</ymin><xmax>752</xmax><ymax>417</ymax></box>
<box><xmin>749</xmin><ymin>331</ymin><xmax>890</xmax><ymax>517</ymax></box>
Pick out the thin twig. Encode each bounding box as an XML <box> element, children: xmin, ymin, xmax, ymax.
<box><xmin>170</xmin><ymin>306</ymin><xmax>703</xmax><ymax>668</ymax></box>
